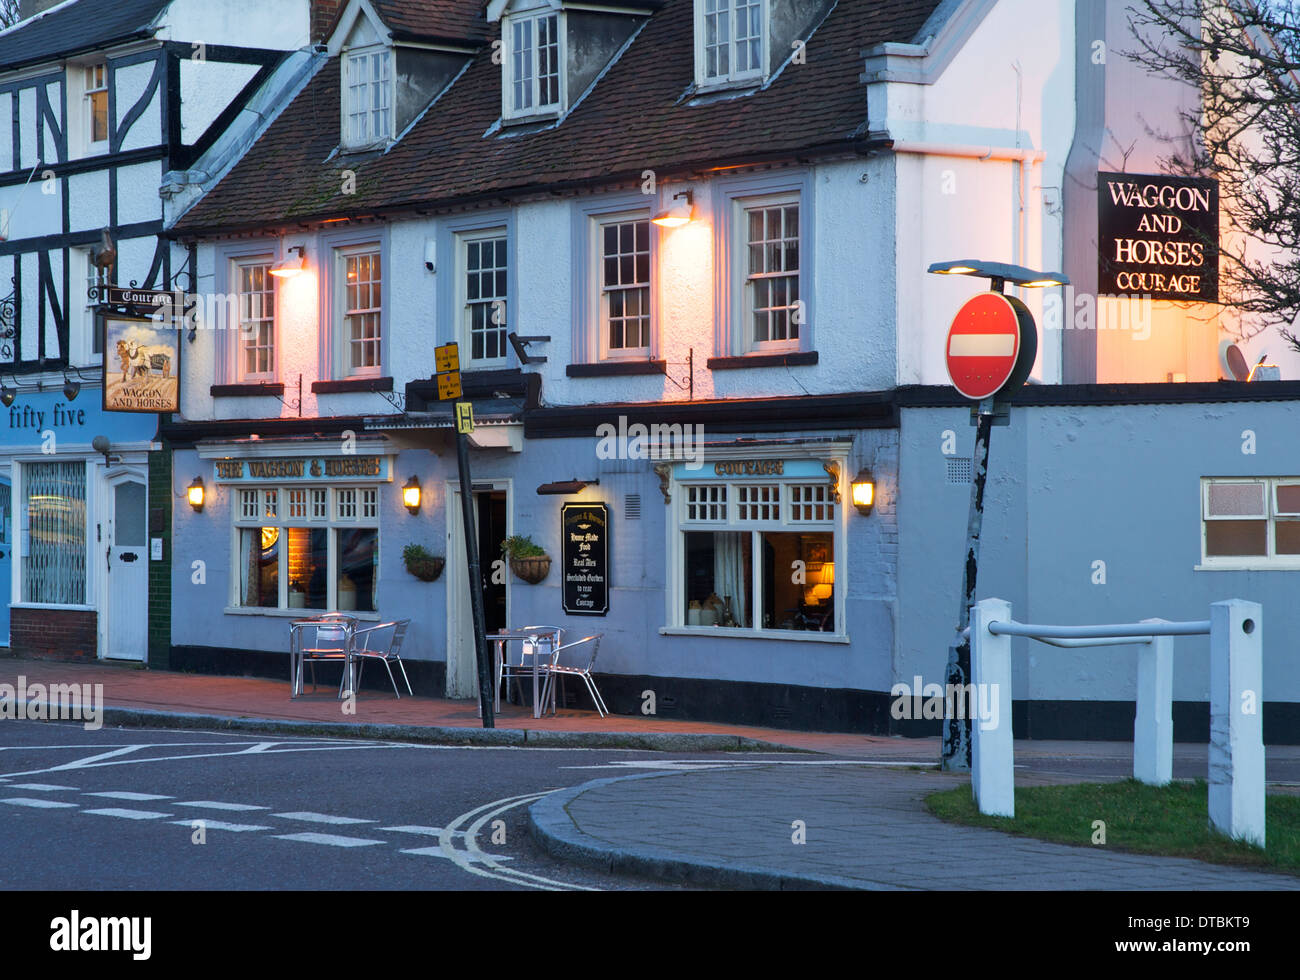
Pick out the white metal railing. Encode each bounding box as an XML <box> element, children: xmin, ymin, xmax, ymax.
<box><xmin>970</xmin><ymin>597</ymin><xmax>1265</xmax><ymax>847</ymax></box>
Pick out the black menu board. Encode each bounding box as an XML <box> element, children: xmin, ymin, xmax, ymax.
<box><xmin>561</xmin><ymin>503</ymin><xmax>609</xmax><ymax>616</ymax></box>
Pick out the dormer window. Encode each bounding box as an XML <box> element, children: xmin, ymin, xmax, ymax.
<box><xmin>504</xmin><ymin>9</ymin><xmax>564</xmax><ymax>119</ymax></box>
<box><xmin>344</xmin><ymin>46</ymin><xmax>393</xmax><ymax>147</ymax></box>
<box><xmin>696</xmin><ymin>0</ymin><xmax>766</xmax><ymax>86</ymax></box>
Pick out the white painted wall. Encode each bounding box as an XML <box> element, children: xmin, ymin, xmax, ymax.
<box><xmin>179</xmin><ymin>60</ymin><xmax>259</xmax><ymax>144</ymax></box>
<box><xmin>157</xmin><ymin>0</ymin><xmax>311</xmax><ymax>51</ymax></box>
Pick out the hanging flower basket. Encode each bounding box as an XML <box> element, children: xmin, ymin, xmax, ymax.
<box><xmin>406</xmin><ymin>556</ymin><xmax>445</xmax><ymax>582</ymax></box>
<box><xmin>510</xmin><ymin>555</ymin><xmax>551</xmax><ymax>584</ymax></box>
<box><xmin>403</xmin><ymin>544</ymin><xmax>445</xmax><ymax>582</ymax></box>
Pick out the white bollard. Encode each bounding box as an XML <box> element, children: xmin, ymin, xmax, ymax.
<box><xmin>1208</xmin><ymin>599</ymin><xmax>1265</xmax><ymax>847</ymax></box>
<box><xmin>971</xmin><ymin>597</ymin><xmax>1014</xmax><ymax>818</ymax></box>
<box><xmin>1134</xmin><ymin>625</ymin><xmax>1173</xmax><ymax>785</ymax></box>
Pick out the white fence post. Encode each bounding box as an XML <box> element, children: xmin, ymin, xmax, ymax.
<box><xmin>971</xmin><ymin>597</ymin><xmax>1014</xmax><ymax>818</ymax></box>
<box><xmin>1134</xmin><ymin>622</ymin><xmax>1173</xmax><ymax>785</ymax></box>
<box><xmin>1208</xmin><ymin>599</ymin><xmax>1265</xmax><ymax>847</ymax></box>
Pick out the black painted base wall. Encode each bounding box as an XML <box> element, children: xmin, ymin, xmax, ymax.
<box><xmin>164</xmin><ymin>647</ymin><xmax>1300</xmax><ymax>743</ymax></box>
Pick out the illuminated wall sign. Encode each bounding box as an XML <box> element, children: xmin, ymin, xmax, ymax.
<box><xmin>213</xmin><ymin>456</ymin><xmax>391</xmax><ymax>483</ymax></box>
<box><xmin>1098</xmin><ymin>172</ymin><xmax>1218</xmax><ymax>301</ymax></box>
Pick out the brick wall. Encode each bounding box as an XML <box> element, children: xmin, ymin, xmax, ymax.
<box><xmin>12</xmin><ymin>608</ymin><xmax>97</xmax><ymax>660</ymax></box>
<box><xmin>148</xmin><ymin>447</ymin><xmax>173</xmax><ymax>670</ymax></box>
<box><xmin>312</xmin><ymin>0</ymin><xmax>343</xmax><ymax>41</ymax></box>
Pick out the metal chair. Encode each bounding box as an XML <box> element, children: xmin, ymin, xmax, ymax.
<box><xmin>498</xmin><ymin>626</ymin><xmax>564</xmax><ymax>710</ymax></box>
<box><xmin>351</xmin><ymin>620</ymin><xmax>413</xmax><ymax>698</ymax></box>
<box><xmin>290</xmin><ymin>615</ymin><xmax>357</xmax><ymax>698</ymax></box>
<box><xmin>540</xmin><ymin>634</ymin><xmax>608</xmax><ymax>718</ymax></box>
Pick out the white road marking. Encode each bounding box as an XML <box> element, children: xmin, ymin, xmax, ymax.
<box><xmin>173</xmin><ymin>801</ymin><xmax>269</xmax><ymax>811</ymax></box>
<box><xmin>559</xmin><ymin>759</ymin><xmax>938</xmax><ymax>771</ymax></box>
<box><xmin>272</xmin><ymin>832</ymin><xmax>386</xmax><ymax>848</ymax></box>
<box><xmin>380</xmin><ymin>825</ymin><xmax>467</xmax><ymax>837</ymax></box>
<box><xmin>167</xmin><ymin>819</ymin><xmax>272</xmax><ymax>833</ymax></box>
<box><xmin>85</xmin><ymin>791</ymin><xmax>173</xmax><ymax>801</ymax></box>
<box><xmin>272</xmin><ymin>811</ymin><xmax>375</xmax><ymax>825</ymax></box>
<box><xmin>1</xmin><ymin>797</ymin><xmax>78</xmax><ymax>808</ymax></box>
<box><xmin>6</xmin><ymin>783</ymin><xmax>78</xmax><ymax>791</ymax></box>
<box><xmin>45</xmin><ymin>746</ymin><xmax>145</xmax><ymax>771</ymax></box>
<box><xmin>82</xmin><ymin>808</ymin><xmax>173</xmax><ymax>820</ymax></box>
<box><xmin>401</xmin><ymin>846</ymin><xmax>515</xmax><ymax>863</ymax></box>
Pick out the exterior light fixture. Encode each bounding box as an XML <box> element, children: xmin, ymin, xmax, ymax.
<box><xmin>270</xmin><ymin>245</ymin><xmax>307</xmax><ymax>279</ymax></box>
<box><xmin>927</xmin><ymin>259</ymin><xmax>1069</xmax><ymax>291</ymax></box>
<box><xmin>403</xmin><ymin>476</ymin><xmax>422</xmax><ymax>514</ymax></box>
<box><xmin>851</xmin><ymin>469</ymin><xmax>875</xmax><ymax>516</ymax></box>
<box><xmin>188</xmin><ymin>476</ymin><xmax>205</xmax><ymax>512</ymax></box>
<box><xmin>652</xmin><ymin>190</ymin><xmax>695</xmax><ymax>228</ymax></box>
<box><xmin>0</xmin><ymin>385</ymin><xmax>14</xmax><ymax>407</ymax></box>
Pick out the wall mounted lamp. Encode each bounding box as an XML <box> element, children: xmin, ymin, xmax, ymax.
<box><xmin>851</xmin><ymin>469</ymin><xmax>875</xmax><ymax>516</ymax></box>
<box><xmin>270</xmin><ymin>245</ymin><xmax>307</xmax><ymax>279</ymax></box>
<box><xmin>652</xmin><ymin>190</ymin><xmax>696</xmax><ymax>228</ymax></box>
<box><xmin>188</xmin><ymin>476</ymin><xmax>206</xmax><ymax>512</ymax></box>
<box><xmin>403</xmin><ymin>476</ymin><xmax>422</xmax><ymax>515</ymax></box>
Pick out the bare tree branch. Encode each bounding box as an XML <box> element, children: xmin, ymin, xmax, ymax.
<box><xmin>0</xmin><ymin>1</ymin><xmax>22</xmax><ymax>30</ymax></box>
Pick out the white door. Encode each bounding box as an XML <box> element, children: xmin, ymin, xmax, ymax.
<box><xmin>103</xmin><ymin>477</ymin><xmax>148</xmax><ymax>661</ymax></box>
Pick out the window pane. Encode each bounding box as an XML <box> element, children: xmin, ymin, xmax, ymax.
<box><xmin>1205</xmin><ymin>520</ymin><xmax>1267</xmax><ymax>557</ymax></box>
<box><xmin>1207</xmin><ymin>482</ymin><xmax>1265</xmax><ymax>517</ymax></box>
<box><xmin>1276</xmin><ymin>485</ymin><xmax>1300</xmax><ymax>515</ymax></box>
<box><xmin>337</xmin><ymin>528</ymin><xmax>378</xmax><ymax>613</ymax></box>
<box><xmin>684</xmin><ymin>531</ymin><xmax>751</xmax><ymax>628</ymax></box>
<box><xmin>91</xmin><ymin>90</ymin><xmax>108</xmax><ymax>143</ymax></box>
<box><xmin>114</xmin><ymin>481</ymin><xmax>146</xmax><ymax>547</ymax></box>
<box><xmin>239</xmin><ymin>527</ymin><xmax>280</xmax><ymax>608</ymax></box>
<box><xmin>762</xmin><ymin>531</ymin><xmax>834</xmax><ymax>632</ymax></box>
<box><xmin>288</xmin><ymin>527</ymin><xmax>328</xmax><ymax>610</ymax></box>
<box><xmin>23</xmin><ymin>461</ymin><xmax>86</xmax><ymax>604</ymax></box>
<box><xmin>465</xmin><ymin>235</ymin><xmax>508</xmax><ymax>361</ymax></box>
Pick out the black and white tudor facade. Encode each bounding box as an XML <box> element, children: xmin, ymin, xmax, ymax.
<box><xmin>0</xmin><ymin>0</ymin><xmax>316</xmax><ymax>658</ymax></box>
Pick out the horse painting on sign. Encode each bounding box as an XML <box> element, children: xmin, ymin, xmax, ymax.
<box><xmin>102</xmin><ymin>315</ymin><xmax>179</xmax><ymax>413</ymax></box>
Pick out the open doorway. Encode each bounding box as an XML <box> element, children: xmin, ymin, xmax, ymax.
<box><xmin>446</xmin><ymin>483</ymin><xmax>510</xmax><ymax>698</ymax></box>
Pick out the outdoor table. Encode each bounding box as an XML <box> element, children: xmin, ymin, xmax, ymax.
<box><xmin>289</xmin><ymin>615</ymin><xmax>359</xmax><ymax>699</ymax></box>
<box><xmin>481</xmin><ymin>630</ymin><xmax>558</xmax><ymax>718</ymax></box>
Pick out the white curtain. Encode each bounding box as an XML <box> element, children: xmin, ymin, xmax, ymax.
<box><xmin>713</xmin><ymin>532</ymin><xmax>749</xmax><ymax>627</ymax></box>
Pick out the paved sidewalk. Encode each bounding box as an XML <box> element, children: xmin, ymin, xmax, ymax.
<box><xmin>528</xmin><ymin>763</ymin><xmax>1300</xmax><ymax>890</ymax></box>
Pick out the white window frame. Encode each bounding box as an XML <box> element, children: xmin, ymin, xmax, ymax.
<box><xmin>66</xmin><ymin>60</ymin><xmax>109</xmax><ymax>160</ymax></box>
<box><xmin>84</xmin><ymin>63</ymin><xmax>109</xmax><ymax>151</ymax></box>
<box><xmin>229</xmin><ymin>485</ymin><xmax>380</xmax><ymax>613</ymax></box>
<box><xmin>1198</xmin><ymin>477</ymin><xmax>1300</xmax><ymax>569</ymax></box>
<box><xmin>333</xmin><ymin>242</ymin><xmax>384</xmax><ymax>378</ymax></box>
<box><xmin>502</xmin><ymin>8</ymin><xmax>566</xmax><ymax>120</ymax></box>
<box><xmin>232</xmin><ymin>255</ymin><xmax>277</xmax><ymax>383</ymax></box>
<box><xmin>342</xmin><ymin>45</ymin><xmax>394</xmax><ymax>149</ymax></box>
<box><xmin>668</xmin><ymin>469</ymin><xmax>845</xmax><ymax>640</ymax></box>
<box><xmin>457</xmin><ymin>227</ymin><xmax>511</xmax><ymax>368</ymax></box>
<box><xmin>69</xmin><ymin>247</ymin><xmax>109</xmax><ymax>368</ymax></box>
<box><xmin>594</xmin><ymin>210</ymin><xmax>654</xmax><ymax>361</ymax></box>
<box><xmin>694</xmin><ymin>0</ymin><xmax>768</xmax><ymax>88</ymax></box>
<box><xmin>738</xmin><ymin>192</ymin><xmax>801</xmax><ymax>353</ymax></box>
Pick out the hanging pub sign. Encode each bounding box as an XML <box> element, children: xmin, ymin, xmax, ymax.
<box><xmin>1098</xmin><ymin>172</ymin><xmax>1218</xmax><ymax>301</ymax></box>
<box><xmin>100</xmin><ymin>312</ymin><xmax>181</xmax><ymax>413</ymax></box>
<box><xmin>562</xmin><ymin>502</ymin><xmax>609</xmax><ymax>616</ymax></box>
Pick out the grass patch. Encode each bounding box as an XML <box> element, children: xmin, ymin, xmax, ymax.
<box><xmin>926</xmin><ymin>779</ymin><xmax>1300</xmax><ymax>875</ymax></box>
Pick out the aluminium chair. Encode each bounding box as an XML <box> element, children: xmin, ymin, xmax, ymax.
<box><xmin>351</xmin><ymin>619</ymin><xmax>413</xmax><ymax>698</ymax></box>
<box><xmin>540</xmin><ymin>634</ymin><xmax>608</xmax><ymax>718</ymax></box>
<box><xmin>291</xmin><ymin>616</ymin><xmax>356</xmax><ymax>698</ymax></box>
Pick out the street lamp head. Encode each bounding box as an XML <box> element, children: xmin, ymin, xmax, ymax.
<box><xmin>928</xmin><ymin>260</ymin><xmax>1069</xmax><ymax>290</ymax></box>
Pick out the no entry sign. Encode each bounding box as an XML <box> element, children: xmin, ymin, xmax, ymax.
<box><xmin>944</xmin><ymin>292</ymin><xmax>1037</xmax><ymax>401</ymax></box>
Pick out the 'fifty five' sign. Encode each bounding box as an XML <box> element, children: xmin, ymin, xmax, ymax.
<box><xmin>944</xmin><ymin>292</ymin><xmax>1038</xmax><ymax>401</ymax></box>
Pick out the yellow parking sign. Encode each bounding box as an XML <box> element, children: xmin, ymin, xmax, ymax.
<box><xmin>456</xmin><ymin>402</ymin><xmax>475</xmax><ymax>434</ymax></box>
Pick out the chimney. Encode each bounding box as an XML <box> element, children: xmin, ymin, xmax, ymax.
<box><xmin>311</xmin><ymin>0</ymin><xmax>343</xmax><ymax>42</ymax></box>
<box><xmin>19</xmin><ymin>0</ymin><xmax>64</xmax><ymax>20</ymax></box>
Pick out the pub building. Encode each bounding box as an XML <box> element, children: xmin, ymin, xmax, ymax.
<box><xmin>155</xmin><ymin>0</ymin><xmax>1299</xmax><ymax>739</ymax></box>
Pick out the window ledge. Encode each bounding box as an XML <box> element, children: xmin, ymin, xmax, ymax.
<box><xmin>1194</xmin><ymin>562</ymin><xmax>1300</xmax><ymax>571</ymax></box>
<box><xmin>312</xmin><ymin>377</ymin><xmax>394</xmax><ymax>394</ymax></box>
<box><xmin>707</xmin><ymin>351</ymin><xmax>818</xmax><ymax>370</ymax></box>
<box><xmin>567</xmin><ymin>360</ymin><xmax>666</xmax><ymax>378</ymax></box>
<box><xmin>212</xmin><ymin>383</ymin><xmax>285</xmax><ymax>398</ymax></box>
<box><xmin>223</xmin><ymin>606</ymin><xmax>382</xmax><ymax>621</ymax></box>
<box><xmin>658</xmin><ymin>626</ymin><xmax>848</xmax><ymax>644</ymax></box>
<box><xmin>501</xmin><ymin>108</ymin><xmax>562</xmax><ymax>128</ymax></box>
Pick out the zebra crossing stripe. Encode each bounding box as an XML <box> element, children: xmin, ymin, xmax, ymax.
<box><xmin>272</xmin><ymin>832</ymin><xmax>386</xmax><ymax>848</ymax></box>
<box><xmin>85</xmin><ymin>791</ymin><xmax>173</xmax><ymax>801</ymax></box>
<box><xmin>174</xmin><ymin>801</ymin><xmax>269</xmax><ymax>811</ymax></box>
<box><xmin>2</xmin><ymin>797</ymin><xmax>78</xmax><ymax>808</ymax></box>
<box><xmin>82</xmin><ymin>808</ymin><xmax>173</xmax><ymax>820</ymax></box>
<box><xmin>272</xmin><ymin>811</ymin><xmax>375</xmax><ymax>824</ymax></box>
<box><xmin>168</xmin><ymin>819</ymin><xmax>272</xmax><ymax>833</ymax></box>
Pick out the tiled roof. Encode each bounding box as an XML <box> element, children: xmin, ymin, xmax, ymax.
<box><xmin>176</xmin><ymin>0</ymin><xmax>941</xmax><ymax>235</ymax></box>
<box><xmin>368</xmin><ymin>0</ymin><xmax>488</xmax><ymax>44</ymax></box>
<box><xmin>0</xmin><ymin>0</ymin><xmax>171</xmax><ymax>72</ymax></box>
